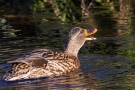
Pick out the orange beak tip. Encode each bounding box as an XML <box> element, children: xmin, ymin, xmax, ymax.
<box><xmin>84</xmin><ymin>28</ymin><xmax>97</xmax><ymax>36</ymax></box>
<box><xmin>89</xmin><ymin>28</ymin><xmax>97</xmax><ymax>33</ymax></box>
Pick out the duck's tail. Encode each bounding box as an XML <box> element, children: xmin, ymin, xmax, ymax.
<box><xmin>3</xmin><ymin>63</ymin><xmax>31</xmax><ymax>81</ymax></box>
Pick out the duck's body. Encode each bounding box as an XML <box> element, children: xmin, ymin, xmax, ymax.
<box><xmin>3</xmin><ymin>27</ymin><xmax>97</xmax><ymax>81</ymax></box>
<box><xmin>4</xmin><ymin>49</ymin><xmax>79</xmax><ymax>81</ymax></box>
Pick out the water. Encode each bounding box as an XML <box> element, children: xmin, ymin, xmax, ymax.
<box><xmin>1</xmin><ymin>0</ymin><xmax>135</xmax><ymax>90</ymax></box>
<box><xmin>0</xmin><ymin>33</ymin><xmax>135</xmax><ymax>90</ymax></box>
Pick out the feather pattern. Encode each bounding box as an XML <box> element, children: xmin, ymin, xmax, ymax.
<box><xmin>4</xmin><ymin>49</ymin><xmax>80</xmax><ymax>81</ymax></box>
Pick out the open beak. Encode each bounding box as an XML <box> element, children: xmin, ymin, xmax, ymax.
<box><xmin>84</xmin><ymin>28</ymin><xmax>97</xmax><ymax>40</ymax></box>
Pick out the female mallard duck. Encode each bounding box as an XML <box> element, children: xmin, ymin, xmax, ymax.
<box><xmin>3</xmin><ymin>27</ymin><xmax>97</xmax><ymax>81</ymax></box>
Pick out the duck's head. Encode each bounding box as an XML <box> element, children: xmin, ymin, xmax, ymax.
<box><xmin>64</xmin><ymin>27</ymin><xmax>97</xmax><ymax>57</ymax></box>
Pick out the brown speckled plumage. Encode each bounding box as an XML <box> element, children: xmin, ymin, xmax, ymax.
<box><xmin>3</xmin><ymin>27</ymin><xmax>97</xmax><ymax>81</ymax></box>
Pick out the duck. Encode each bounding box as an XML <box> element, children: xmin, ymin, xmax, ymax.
<box><xmin>3</xmin><ymin>27</ymin><xmax>97</xmax><ymax>81</ymax></box>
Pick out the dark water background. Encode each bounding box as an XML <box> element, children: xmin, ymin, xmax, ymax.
<box><xmin>0</xmin><ymin>0</ymin><xmax>135</xmax><ymax>90</ymax></box>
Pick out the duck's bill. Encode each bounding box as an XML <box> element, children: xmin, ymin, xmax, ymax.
<box><xmin>84</xmin><ymin>28</ymin><xmax>97</xmax><ymax>40</ymax></box>
<box><xmin>86</xmin><ymin>36</ymin><xmax>97</xmax><ymax>40</ymax></box>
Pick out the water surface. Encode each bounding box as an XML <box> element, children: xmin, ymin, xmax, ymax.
<box><xmin>0</xmin><ymin>0</ymin><xmax>135</xmax><ymax>90</ymax></box>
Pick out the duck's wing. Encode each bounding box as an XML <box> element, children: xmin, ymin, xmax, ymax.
<box><xmin>7</xmin><ymin>49</ymin><xmax>68</xmax><ymax>68</ymax></box>
<box><xmin>8</xmin><ymin>57</ymin><xmax>48</xmax><ymax>68</ymax></box>
<box><xmin>4</xmin><ymin>49</ymin><xmax>51</xmax><ymax>81</ymax></box>
<box><xmin>7</xmin><ymin>49</ymin><xmax>52</xmax><ymax>68</ymax></box>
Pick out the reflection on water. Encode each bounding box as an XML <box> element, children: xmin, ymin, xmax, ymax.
<box><xmin>0</xmin><ymin>0</ymin><xmax>135</xmax><ymax>90</ymax></box>
<box><xmin>0</xmin><ymin>69</ymin><xmax>98</xmax><ymax>90</ymax></box>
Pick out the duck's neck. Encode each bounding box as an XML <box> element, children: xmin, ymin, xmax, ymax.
<box><xmin>63</xmin><ymin>40</ymin><xmax>84</xmax><ymax>57</ymax></box>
